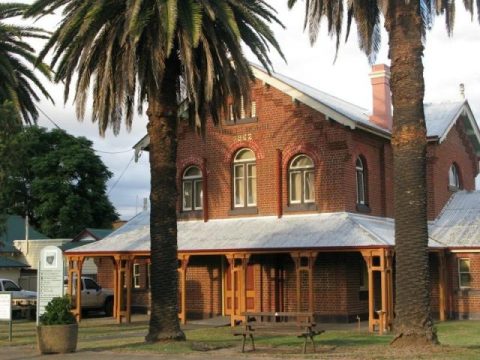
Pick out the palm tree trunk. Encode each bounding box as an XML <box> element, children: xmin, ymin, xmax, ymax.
<box><xmin>386</xmin><ymin>2</ymin><xmax>437</xmax><ymax>345</ymax></box>
<box><xmin>145</xmin><ymin>60</ymin><xmax>185</xmax><ymax>342</ymax></box>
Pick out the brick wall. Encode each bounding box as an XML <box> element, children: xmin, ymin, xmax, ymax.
<box><xmin>427</xmin><ymin>120</ymin><xmax>478</xmax><ymax>220</ymax></box>
<box><xmin>447</xmin><ymin>253</ymin><xmax>480</xmax><ymax>319</ymax></box>
<box><xmin>177</xmin><ymin>79</ymin><xmax>477</xmax><ymax>222</ymax></box>
<box><xmin>185</xmin><ymin>256</ymin><xmax>223</xmax><ymax>319</ymax></box>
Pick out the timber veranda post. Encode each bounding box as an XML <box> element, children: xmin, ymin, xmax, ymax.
<box><xmin>178</xmin><ymin>255</ymin><xmax>190</xmax><ymax>325</ymax></box>
<box><xmin>438</xmin><ymin>250</ymin><xmax>448</xmax><ymax>321</ymax></box>
<box><xmin>73</xmin><ymin>256</ymin><xmax>84</xmax><ymax>321</ymax></box>
<box><xmin>361</xmin><ymin>251</ymin><xmax>375</xmax><ymax>332</ymax></box>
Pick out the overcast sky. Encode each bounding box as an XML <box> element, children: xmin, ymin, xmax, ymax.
<box><xmin>12</xmin><ymin>1</ymin><xmax>480</xmax><ymax>220</ymax></box>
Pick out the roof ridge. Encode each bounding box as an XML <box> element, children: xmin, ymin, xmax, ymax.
<box><xmin>249</xmin><ymin>62</ymin><xmax>369</xmax><ymax>113</ymax></box>
<box><xmin>346</xmin><ymin>214</ymin><xmax>390</xmax><ymax>246</ymax></box>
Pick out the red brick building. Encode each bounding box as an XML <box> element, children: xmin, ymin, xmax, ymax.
<box><xmin>66</xmin><ymin>64</ymin><xmax>480</xmax><ymax>331</ymax></box>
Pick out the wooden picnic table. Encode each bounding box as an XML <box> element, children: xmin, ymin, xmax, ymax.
<box><xmin>232</xmin><ymin>311</ymin><xmax>324</xmax><ymax>353</ymax></box>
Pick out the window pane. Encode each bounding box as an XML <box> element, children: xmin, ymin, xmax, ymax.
<box><xmin>84</xmin><ymin>279</ymin><xmax>97</xmax><ymax>290</ymax></box>
<box><xmin>247</xmin><ymin>164</ymin><xmax>257</xmax><ymax>206</ymax></box>
<box><xmin>356</xmin><ymin>158</ymin><xmax>363</xmax><ymax>170</ymax></box>
<box><xmin>304</xmin><ymin>171</ymin><xmax>315</xmax><ymax>202</ymax></box>
<box><xmin>460</xmin><ymin>273</ymin><xmax>471</xmax><ymax>287</ymax></box>
<box><xmin>195</xmin><ymin>180</ymin><xmax>203</xmax><ymax>209</ymax></box>
<box><xmin>235</xmin><ymin>178</ymin><xmax>244</xmax><ymax>206</ymax></box>
<box><xmin>357</xmin><ymin>170</ymin><xmax>365</xmax><ymax>204</ymax></box>
<box><xmin>235</xmin><ymin>149</ymin><xmax>255</xmax><ymax>162</ymax></box>
<box><xmin>459</xmin><ymin>259</ymin><xmax>470</xmax><ymax>272</ymax></box>
<box><xmin>449</xmin><ymin>165</ymin><xmax>459</xmax><ymax>188</ymax></box>
<box><xmin>291</xmin><ymin>155</ymin><xmax>313</xmax><ymax>169</ymax></box>
<box><xmin>234</xmin><ymin>164</ymin><xmax>245</xmax><ymax>207</ymax></box>
<box><xmin>184</xmin><ymin>166</ymin><xmax>201</xmax><ymax>178</ymax></box>
<box><xmin>183</xmin><ymin>181</ymin><xmax>193</xmax><ymax>210</ymax></box>
<box><xmin>290</xmin><ymin>171</ymin><xmax>301</xmax><ymax>203</ymax></box>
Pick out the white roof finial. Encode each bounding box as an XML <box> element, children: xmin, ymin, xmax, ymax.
<box><xmin>460</xmin><ymin>83</ymin><xmax>465</xmax><ymax>99</ymax></box>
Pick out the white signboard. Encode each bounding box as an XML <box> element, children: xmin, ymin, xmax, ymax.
<box><xmin>0</xmin><ymin>293</ymin><xmax>12</xmax><ymax>321</ymax></box>
<box><xmin>37</xmin><ymin>246</ymin><xmax>64</xmax><ymax>322</ymax></box>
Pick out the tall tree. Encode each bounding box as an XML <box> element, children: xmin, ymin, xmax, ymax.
<box><xmin>27</xmin><ymin>0</ymin><xmax>283</xmax><ymax>342</ymax></box>
<box><xmin>0</xmin><ymin>3</ymin><xmax>52</xmax><ymax>124</ymax></box>
<box><xmin>0</xmin><ymin>126</ymin><xmax>119</xmax><ymax>238</ymax></box>
<box><xmin>288</xmin><ymin>0</ymin><xmax>479</xmax><ymax>345</ymax></box>
<box><xmin>0</xmin><ymin>101</ymin><xmax>22</xmax><ymax>239</ymax></box>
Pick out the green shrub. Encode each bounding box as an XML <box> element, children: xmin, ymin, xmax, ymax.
<box><xmin>39</xmin><ymin>296</ymin><xmax>76</xmax><ymax>325</ymax></box>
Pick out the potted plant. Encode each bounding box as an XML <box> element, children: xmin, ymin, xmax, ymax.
<box><xmin>37</xmin><ymin>296</ymin><xmax>78</xmax><ymax>354</ymax></box>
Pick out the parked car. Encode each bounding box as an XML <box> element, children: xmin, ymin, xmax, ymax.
<box><xmin>0</xmin><ymin>278</ymin><xmax>36</xmax><ymax>306</ymax></box>
<box><xmin>64</xmin><ymin>277</ymin><xmax>114</xmax><ymax>316</ymax></box>
<box><xmin>0</xmin><ymin>278</ymin><xmax>36</xmax><ymax>319</ymax></box>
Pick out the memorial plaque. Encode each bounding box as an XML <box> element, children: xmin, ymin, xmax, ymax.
<box><xmin>37</xmin><ymin>246</ymin><xmax>64</xmax><ymax>322</ymax></box>
<box><xmin>0</xmin><ymin>293</ymin><xmax>11</xmax><ymax>321</ymax></box>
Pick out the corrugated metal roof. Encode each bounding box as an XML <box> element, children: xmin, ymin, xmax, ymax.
<box><xmin>0</xmin><ymin>215</ymin><xmax>50</xmax><ymax>253</ymax></box>
<box><xmin>0</xmin><ymin>256</ymin><xmax>29</xmax><ymax>268</ymax></box>
<box><xmin>67</xmin><ymin>211</ymin><xmax>447</xmax><ymax>254</ymax></box>
<box><xmin>430</xmin><ymin>191</ymin><xmax>480</xmax><ymax>247</ymax></box>
<box><xmin>69</xmin><ymin>191</ymin><xmax>480</xmax><ymax>255</ymax></box>
<box><xmin>424</xmin><ymin>102</ymin><xmax>465</xmax><ymax>138</ymax></box>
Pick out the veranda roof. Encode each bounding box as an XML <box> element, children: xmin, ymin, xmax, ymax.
<box><xmin>65</xmin><ymin>210</ymin><xmax>447</xmax><ymax>255</ymax></box>
<box><xmin>430</xmin><ymin>191</ymin><xmax>480</xmax><ymax>248</ymax></box>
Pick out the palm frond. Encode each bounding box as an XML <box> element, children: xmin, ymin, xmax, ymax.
<box><xmin>0</xmin><ymin>3</ymin><xmax>52</xmax><ymax>124</ymax></box>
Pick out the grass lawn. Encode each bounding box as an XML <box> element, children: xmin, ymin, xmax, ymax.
<box><xmin>1</xmin><ymin>318</ymin><xmax>480</xmax><ymax>359</ymax></box>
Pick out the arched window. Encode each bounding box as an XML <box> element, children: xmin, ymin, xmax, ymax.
<box><xmin>233</xmin><ymin>149</ymin><xmax>256</xmax><ymax>208</ymax></box>
<box><xmin>449</xmin><ymin>163</ymin><xmax>460</xmax><ymax>189</ymax></box>
<box><xmin>289</xmin><ymin>155</ymin><xmax>315</xmax><ymax>204</ymax></box>
<box><xmin>356</xmin><ymin>157</ymin><xmax>367</xmax><ymax>205</ymax></box>
<box><xmin>182</xmin><ymin>166</ymin><xmax>203</xmax><ymax>211</ymax></box>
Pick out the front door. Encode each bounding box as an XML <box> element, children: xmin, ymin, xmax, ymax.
<box><xmin>225</xmin><ymin>263</ymin><xmax>255</xmax><ymax>317</ymax></box>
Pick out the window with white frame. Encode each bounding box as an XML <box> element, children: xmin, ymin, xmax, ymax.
<box><xmin>356</xmin><ymin>157</ymin><xmax>367</xmax><ymax>205</ymax></box>
<box><xmin>449</xmin><ymin>164</ymin><xmax>461</xmax><ymax>189</ymax></box>
<box><xmin>289</xmin><ymin>154</ymin><xmax>315</xmax><ymax>204</ymax></box>
<box><xmin>458</xmin><ymin>258</ymin><xmax>471</xmax><ymax>288</ymax></box>
<box><xmin>182</xmin><ymin>166</ymin><xmax>203</xmax><ymax>211</ymax></box>
<box><xmin>133</xmin><ymin>263</ymin><xmax>140</xmax><ymax>288</ymax></box>
<box><xmin>233</xmin><ymin>149</ymin><xmax>256</xmax><ymax>208</ymax></box>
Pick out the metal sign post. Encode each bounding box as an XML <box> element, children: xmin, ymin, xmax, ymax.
<box><xmin>0</xmin><ymin>293</ymin><xmax>12</xmax><ymax>341</ymax></box>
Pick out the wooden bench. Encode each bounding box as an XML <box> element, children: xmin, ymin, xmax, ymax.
<box><xmin>232</xmin><ymin>311</ymin><xmax>324</xmax><ymax>353</ymax></box>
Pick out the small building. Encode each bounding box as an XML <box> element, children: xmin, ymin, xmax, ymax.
<box><xmin>0</xmin><ymin>215</ymin><xmax>50</xmax><ymax>287</ymax></box>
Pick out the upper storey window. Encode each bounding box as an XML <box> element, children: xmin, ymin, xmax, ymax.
<box><xmin>228</xmin><ymin>97</ymin><xmax>257</xmax><ymax>124</ymax></box>
<box><xmin>356</xmin><ymin>157</ymin><xmax>367</xmax><ymax>205</ymax></box>
<box><xmin>182</xmin><ymin>166</ymin><xmax>203</xmax><ymax>211</ymax></box>
<box><xmin>233</xmin><ymin>149</ymin><xmax>257</xmax><ymax>208</ymax></box>
<box><xmin>448</xmin><ymin>164</ymin><xmax>461</xmax><ymax>190</ymax></box>
<box><xmin>289</xmin><ymin>155</ymin><xmax>315</xmax><ymax>204</ymax></box>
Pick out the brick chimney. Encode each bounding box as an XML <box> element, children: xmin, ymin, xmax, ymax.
<box><xmin>369</xmin><ymin>64</ymin><xmax>392</xmax><ymax>130</ymax></box>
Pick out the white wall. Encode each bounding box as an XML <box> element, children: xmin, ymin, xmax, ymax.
<box><xmin>14</xmin><ymin>239</ymin><xmax>71</xmax><ymax>269</ymax></box>
<box><xmin>0</xmin><ymin>268</ymin><xmax>21</xmax><ymax>284</ymax></box>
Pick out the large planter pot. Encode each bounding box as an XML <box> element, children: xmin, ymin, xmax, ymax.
<box><xmin>37</xmin><ymin>323</ymin><xmax>78</xmax><ymax>354</ymax></box>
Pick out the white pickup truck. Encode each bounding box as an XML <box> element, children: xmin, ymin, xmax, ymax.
<box><xmin>64</xmin><ymin>276</ymin><xmax>114</xmax><ymax>316</ymax></box>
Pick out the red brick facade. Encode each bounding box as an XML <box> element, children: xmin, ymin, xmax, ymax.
<box><xmin>92</xmin><ymin>73</ymin><xmax>479</xmax><ymax>322</ymax></box>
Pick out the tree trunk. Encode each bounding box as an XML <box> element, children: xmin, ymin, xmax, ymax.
<box><xmin>145</xmin><ymin>60</ymin><xmax>185</xmax><ymax>342</ymax></box>
<box><xmin>386</xmin><ymin>2</ymin><xmax>437</xmax><ymax>346</ymax></box>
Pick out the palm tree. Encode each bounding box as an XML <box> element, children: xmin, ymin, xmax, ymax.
<box><xmin>27</xmin><ymin>0</ymin><xmax>283</xmax><ymax>342</ymax></box>
<box><xmin>0</xmin><ymin>3</ymin><xmax>52</xmax><ymax>124</ymax></box>
<box><xmin>288</xmin><ymin>0</ymin><xmax>479</xmax><ymax>345</ymax></box>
